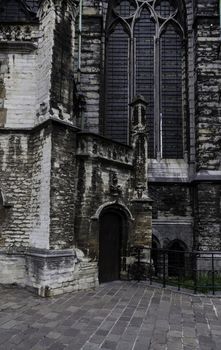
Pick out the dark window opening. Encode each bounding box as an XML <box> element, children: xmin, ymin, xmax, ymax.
<box><xmin>104</xmin><ymin>0</ymin><xmax>186</xmax><ymax>159</ymax></box>
<box><xmin>168</xmin><ymin>241</ymin><xmax>186</xmax><ymax>277</ymax></box>
<box><xmin>105</xmin><ymin>24</ymin><xmax>129</xmax><ymax>144</ymax></box>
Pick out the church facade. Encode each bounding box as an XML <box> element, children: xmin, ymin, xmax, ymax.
<box><xmin>0</xmin><ymin>0</ymin><xmax>220</xmax><ymax>296</ymax></box>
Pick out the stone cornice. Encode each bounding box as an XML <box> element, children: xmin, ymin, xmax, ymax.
<box><xmin>0</xmin><ymin>118</ymin><xmax>80</xmax><ymax>135</ymax></box>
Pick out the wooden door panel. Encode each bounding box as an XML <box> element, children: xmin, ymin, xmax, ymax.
<box><xmin>99</xmin><ymin>212</ymin><xmax>122</xmax><ymax>283</ymax></box>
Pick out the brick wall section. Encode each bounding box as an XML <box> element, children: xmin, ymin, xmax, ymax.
<box><xmin>194</xmin><ymin>0</ymin><xmax>221</xmax><ymax>171</ymax></box>
<box><xmin>50</xmin><ymin>123</ymin><xmax>78</xmax><ymax>249</ymax></box>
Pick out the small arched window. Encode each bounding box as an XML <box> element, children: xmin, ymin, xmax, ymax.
<box><xmin>104</xmin><ymin>0</ymin><xmax>186</xmax><ymax>159</ymax></box>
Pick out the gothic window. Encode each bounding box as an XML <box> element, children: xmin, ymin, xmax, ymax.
<box><xmin>104</xmin><ymin>0</ymin><xmax>186</xmax><ymax>159</ymax></box>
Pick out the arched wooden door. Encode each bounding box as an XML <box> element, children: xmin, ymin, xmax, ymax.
<box><xmin>99</xmin><ymin>211</ymin><xmax>122</xmax><ymax>283</ymax></box>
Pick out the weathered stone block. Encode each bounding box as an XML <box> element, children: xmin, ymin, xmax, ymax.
<box><xmin>0</xmin><ymin>108</ymin><xmax>6</xmax><ymax>125</ymax></box>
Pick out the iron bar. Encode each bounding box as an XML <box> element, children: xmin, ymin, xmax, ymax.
<box><xmin>126</xmin><ymin>248</ymin><xmax>221</xmax><ymax>295</ymax></box>
<box><xmin>163</xmin><ymin>250</ymin><xmax>166</xmax><ymax>288</ymax></box>
<box><xmin>212</xmin><ymin>253</ymin><xmax>215</xmax><ymax>295</ymax></box>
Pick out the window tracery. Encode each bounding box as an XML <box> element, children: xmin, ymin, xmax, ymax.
<box><xmin>104</xmin><ymin>0</ymin><xmax>186</xmax><ymax>159</ymax></box>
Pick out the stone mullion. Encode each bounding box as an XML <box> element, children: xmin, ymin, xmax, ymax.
<box><xmin>129</xmin><ymin>35</ymin><xmax>134</xmax><ymax>145</ymax></box>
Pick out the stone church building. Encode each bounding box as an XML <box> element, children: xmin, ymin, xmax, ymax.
<box><xmin>0</xmin><ymin>0</ymin><xmax>220</xmax><ymax>296</ymax></box>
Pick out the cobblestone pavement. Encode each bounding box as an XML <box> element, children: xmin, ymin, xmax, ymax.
<box><xmin>0</xmin><ymin>281</ymin><xmax>221</xmax><ymax>350</ymax></box>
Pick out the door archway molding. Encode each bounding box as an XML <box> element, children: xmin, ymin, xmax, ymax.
<box><xmin>91</xmin><ymin>201</ymin><xmax>135</xmax><ymax>221</ymax></box>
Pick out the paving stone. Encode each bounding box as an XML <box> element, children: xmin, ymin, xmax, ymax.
<box><xmin>101</xmin><ymin>340</ymin><xmax>117</xmax><ymax>349</ymax></box>
<box><xmin>116</xmin><ymin>341</ymin><xmax>134</xmax><ymax>350</ymax></box>
<box><xmin>46</xmin><ymin>331</ymin><xmax>61</xmax><ymax>340</ymax></box>
<box><xmin>82</xmin><ymin>342</ymin><xmax>99</xmax><ymax>350</ymax></box>
<box><xmin>0</xmin><ymin>282</ymin><xmax>220</xmax><ymax>350</ymax></box>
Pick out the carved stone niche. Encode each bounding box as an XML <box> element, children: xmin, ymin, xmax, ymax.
<box><xmin>130</xmin><ymin>95</ymin><xmax>148</xmax><ymax>135</ymax></box>
<box><xmin>130</xmin><ymin>95</ymin><xmax>149</xmax><ymax>199</ymax></box>
<box><xmin>109</xmin><ymin>171</ymin><xmax>122</xmax><ymax>198</ymax></box>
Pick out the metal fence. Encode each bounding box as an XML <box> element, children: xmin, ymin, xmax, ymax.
<box><xmin>127</xmin><ymin>246</ymin><xmax>221</xmax><ymax>295</ymax></box>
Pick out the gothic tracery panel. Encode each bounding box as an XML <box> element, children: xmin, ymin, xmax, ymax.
<box><xmin>105</xmin><ymin>0</ymin><xmax>186</xmax><ymax>159</ymax></box>
<box><xmin>160</xmin><ymin>24</ymin><xmax>183</xmax><ymax>158</ymax></box>
<box><xmin>105</xmin><ymin>23</ymin><xmax>129</xmax><ymax>143</ymax></box>
<box><xmin>134</xmin><ymin>8</ymin><xmax>155</xmax><ymax>157</ymax></box>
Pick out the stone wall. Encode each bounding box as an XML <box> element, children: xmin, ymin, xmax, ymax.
<box><xmin>0</xmin><ymin>123</ymin><xmax>53</xmax><ymax>250</ymax></box>
<box><xmin>29</xmin><ymin>124</ymin><xmax>52</xmax><ymax>249</ymax></box>
<box><xmin>0</xmin><ymin>0</ymin><xmax>57</xmax><ymax>128</ymax></box>
<box><xmin>0</xmin><ymin>252</ymin><xmax>26</xmax><ymax>286</ymax></box>
<box><xmin>75</xmin><ymin>132</ymin><xmax>134</xmax><ymax>256</ymax></box>
<box><xmin>0</xmin><ymin>0</ymin><xmax>79</xmax><ymax>129</ymax></box>
<box><xmin>149</xmin><ymin>183</ymin><xmax>193</xmax><ymax>249</ymax></box>
<box><xmin>0</xmin><ymin>120</ymin><xmax>99</xmax><ymax>294</ymax></box>
<box><xmin>75</xmin><ymin>2</ymin><xmax>102</xmax><ymax>132</ymax></box>
<box><xmin>50</xmin><ymin>0</ymin><xmax>78</xmax><ymax>123</ymax></box>
<box><xmin>35</xmin><ymin>0</ymin><xmax>56</xmax><ymax>123</ymax></box>
<box><xmin>0</xmin><ymin>24</ymin><xmax>39</xmax><ymax>128</ymax></box>
<box><xmin>194</xmin><ymin>0</ymin><xmax>220</xmax><ymax>171</ymax></box>
<box><xmin>26</xmin><ymin>248</ymin><xmax>98</xmax><ymax>297</ymax></box>
<box><xmin>149</xmin><ymin>184</ymin><xmax>192</xmax><ymax>219</ymax></box>
<box><xmin>195</xmin><ymin>183</ymin><xmax>221</xmax><ymax>250</ymax></box>
<box><xmin>50</xmin><ymin>122</ymin><xmax>78</xmax><ymax>249</ymax></box>
<box><xmin>0</xmin><ymin>131</ymin><xmax>32</xmax><ymax>248</ymax></box>
<box><xmin>193</xmin><ymin>0</ymin><xmax>221</xmax><ymax>251</ymax></box>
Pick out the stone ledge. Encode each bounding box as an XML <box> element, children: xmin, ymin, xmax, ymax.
<box><xmin>148</xmin><ymin>159</ymin><xmax>189</xmax><ymax>182</ymax></box>
<box><xmin>26</xmin><ymin>248</ymin><xmax>76</xmax><ymax>258</ymax></box>
<box><xmin>193</xmin><ymin>170</ymin><xmax>221</xmax><ymax>182</ymax></box>
<box><xmin>0</xmin><ymin>41</ymin><xmax>38</xmax><ymax>52</ymax></box>
<box><xmin>0</xmin><ymin>117</ymin><xmax>80</xmax><ymax>134</ymax></box>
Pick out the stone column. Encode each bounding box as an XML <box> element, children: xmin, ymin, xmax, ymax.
<box><xmin>130</xmin><ymin>95</ymin><xmax>153</xmax><ymax>248</ymax></box>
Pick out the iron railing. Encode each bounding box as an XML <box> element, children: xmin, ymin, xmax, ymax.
<box><xmin>127</xmin><ymin>246</ymin><xmax>221</xmax><ymax>295</ymax></box>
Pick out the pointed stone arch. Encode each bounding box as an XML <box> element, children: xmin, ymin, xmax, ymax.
<box><xmin>91</xmin><ymin>201</ymin><xmax>134</xmax><ymax>282</ymax></box>
<box><xmin>104</xmin><ymin>0</ymin><xmax>187</xmax><ymax>159</ymax></box>
<box><xmin>92</xmin><ymin>201</ymin><xmax>135</xmax><ymax>222</ymax></box>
